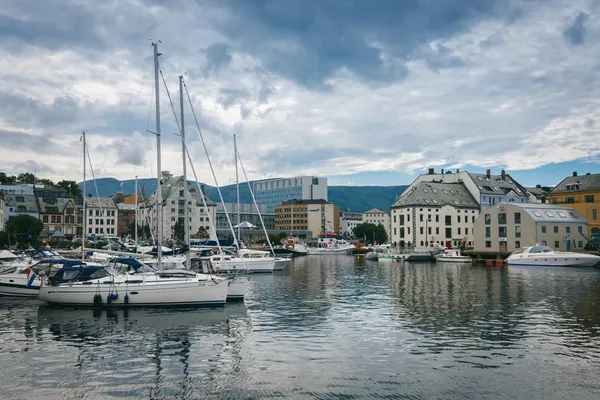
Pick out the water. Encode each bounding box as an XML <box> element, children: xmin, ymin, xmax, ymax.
<box><xmin>1</xmin><ymin>257</ymin><xmax>600</xmax><ymax>399</ymax></box>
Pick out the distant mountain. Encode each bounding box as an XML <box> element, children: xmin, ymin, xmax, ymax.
<box><xmin>79</xmin><ymin>178</ymin><xmax>407</xmax><ymax>212</ymax></box>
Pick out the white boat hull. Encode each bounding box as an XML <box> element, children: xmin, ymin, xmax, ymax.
<box><xmin>307</xmin><ymin>247</ymin><xmax>354</xmax><ymax>255</ymax></box>
<box><xmin>507</xmin><ymin>255</ymin><xmax>600</xmax><ymax>267</ymax></box>
<box><xmin>226</xmin><ymin>277</ymin><xmax>248</xmax><ymax>301</ymax></box>
<box><xmin>215</xmin><ymin>258</ymin><xmax>274</xmax><ymax>273</ymax></box>
<box><xmin>274</xmin><ymin>258</ymin><xmax>291</xmax><ymax>270</ymax></box>
<box><xmin>38</xmin><ymin>278</ymin><xmax>229</xmax><ymax>307</ymax></box>
<box><xmin>0</xmin><ymin>274</ymin><xmax>40</xmax><ymax>297</ymax></box>
<box><xmin>436</xmin><ymin>257</ymin><xmax>472</xmax><ymax>263</ymax></box>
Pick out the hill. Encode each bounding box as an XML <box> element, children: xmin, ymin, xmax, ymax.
<box><xmin>79</xmin><ymin>178</ymin><xmax>407</xmax><ymax>212</ymax></box>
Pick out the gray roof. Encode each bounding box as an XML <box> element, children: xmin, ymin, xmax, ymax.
<box><xmin>2</xmin><ymin>192</ymin><xmax>39</xmax><ymax>213</ymax></box>
<box><xmin>364</xmin><ymin>208</ymin><xmax>387</xmax><ymax>215</ymax></box>
<box><xmin>525</xmin><ymin>186</ymin><xmax>550</xmax><ymax>197</ymax></box>
<box><xmin>149</xmin><ymin>175</ymin><xmax>216</xmax><ymax>206</ymax></box>
<box><xmin>467</xmin><ymin>172</ymin><xmax>528</xmax><ymax>196</ymax></box>
<box><xmin>116</xmin><ymin>203</ymin><xmax>137</xmax><ymax>211</ymax></box>
<box><xmin>85</xmin><ymin>197</ymin><xmax>117</xmax><ymax>209</ymax></box>
<box><xmin>496</xmin><ymin>202</ymin><xmax>585</xmax><ymax>224</ymax></box>
<box><xmin>37</xmin><ymin>197</ymin><xmax>81</xmax><ymax>214</ymax></box>
<box><xmin>550</xmin><ymin>173</ymin><xmax>600</xmax><ymax>194</ymax></box>
<box><xmin>392</xmin><ymin>182</ymin><xmax>479</xmax><ymax>208</ymax></box>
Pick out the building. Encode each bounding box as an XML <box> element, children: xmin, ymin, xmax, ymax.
<box><xmin>85</xmin><ymin>197</ymin><xmax>118</xmax><ymax>238</ymax></box>
<box><xmin>391</xmin><ymin>181</ymin><xmax>480</xmax><ymax>248</ymax></box>
<box><xmin>275</xmin><ymin>199</ymin><xmax>339</xmax><ymax>237</ymax></box>
<box><xmin>0</xmin><ymin>191</ymin><xmax>4</xmax><ymax>231</ymax></box>
<box><xmin>473</xmin><ymin>202</ymin><xmax>588</xmax><ymax>253</ymax></box>
<box><xmin>362</xmin><ymin>208</ymin><xmax>391</xmax><ymax>238</ymax></box>
<box><xmin>525</xmin><ymin>186</ymin><xmax>551</xmax><ymax>203</ymax></box>
<box><xmin>35</xmin><ymin>186</ymin><xmax>83</xmax><ymax>238</ymax></box>
<box><xmin>216</xmin><ymin>203</ymin><xmax>274</xmax><ymax>231</ymax></box>
<box><xmin>547</xmin><ymin>172</ymin><xmax>600</xmax><ymax>242</ymax></box>
<box><xmin>253</xmin><ymin>176</ymin><xmax>328</xmax><ymax>214</ymax></box>
<box><xmin>142</xmin><ymin>171</ymin><xmax>217</xmax><ymax>241</ymax></box>
<box><xmin>116</xmin><ymin>203</ymin><xmax>137</xmax><ymax>237</ymax></box>
<box><xmin>0</xmin><ymin>184</ymin><xmax>39</xmax><ymax>223</ymax></box>
<box><xmin>408</xmin><ymin>168</ymin><xmax>529</xmax><ymax>211</ymax></box>
<box><xmin>339</xmin><ymin>210</ymin><xmax>362</xmax><ymax>237</ymax></box>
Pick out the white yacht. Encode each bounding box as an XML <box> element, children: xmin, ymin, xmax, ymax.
<box><xmin>210</xmin><ymin>249</ymin><xmax>275</xmax><ymax>273</ymax></box>
<box><xmin>505</xmin><ymin>245</ymin><xmax>600</xmax><ymax>267</ymax></box>
<box><xmin>307</xmin><ymin>237</ymin><xmax>355</xmax><ymax>255</ymax></box>
<box><xmin>435</xmin><ymin>249</ymin><xmax>472</xmax><ymax>263</ymax></box>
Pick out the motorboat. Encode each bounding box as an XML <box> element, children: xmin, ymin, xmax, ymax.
<box><xmin>307</xmin><ymin>237</ymin><xmax>354</xmax><ymax>255</ymax></box>
<box><xmin>403</xmin><ymin>248</ymin><xmax>435</xmax><ymax>262</ymax></box>
<box><xmin>0</xmin><ymin>259</ymin><xmax>87</xmax><ymax>297</ymax></box>
<box><xmin>273</xmin><ymin>238</ymin><xmax>308</xmax><ymax>257</ymax></box>
<box><xmin>364</xmin><ymin>251</ymin><xmax>378</xmax><ymax>260</ymax></box>
<box><xmin>435</xmin><ymin>249</ymin><xmax>472</xmax><ymax>263</ymax></box>
<box><xmin>208</xmin><ymin>249</ymin><xmax>275</xmax><ymax>273</ymax></box>
<box><xmin>37</xmin><ymin>263</ymin><xmax>230</xmax><ymax>307</ymax></box>
<box><xmin>505</xmin><ymin>245</ymin><xmax>600</xmax><ymax>267</ymax></box>
<box><xmin>377</xmin><ymin>253</ymin><xmax>405</xmax><ymax>261</ymax></box>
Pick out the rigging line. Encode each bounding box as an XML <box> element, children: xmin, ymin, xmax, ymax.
<box><xmin>237</xmin><ymin>148</ymin><xmax>275</xmax><ymax>255</ymax></box>
<box><xmin>85</xmin><ymin>141</ymin><xmax>105</xmax><ymax>220</ymax></box>
<box><xmin>183</xmin><ymin>79</ymin><xmax>241</xmax><ymax>250</ymax></box>
<box><xmin>110</xmin><ymin>54</ymin><xmax>152</xmax><ymax>176</ymax></box>
<box><xmin>158</xmin><ymin>66</ymin><xmax>181</xmax><ymax>132</ymax></box>
<box><xmin>144</xmin><ymin>82</ymin><xmax>155</xmax><ymax>180</ymax></box>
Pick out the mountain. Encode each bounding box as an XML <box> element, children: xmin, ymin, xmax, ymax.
<box><xmin>79</xmin><ymin>178</ymin><xmax>407</xmax><ymax>212</ymax></box>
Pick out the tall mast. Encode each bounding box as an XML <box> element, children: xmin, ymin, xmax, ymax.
<box><xmin>134</xmin><ymin>175</ymin><xmax>138</xmax><ymax>249</ymax></box>
<box><xmin>234</xmin><ymin>133</ymin><xmax>240</xmax><ymax>246</ymax></box>
<box><xmin>152</xmin><ymin>41</ymin><xmax>162</xmax><ymax>270</ymax></box>
<box><xmin>82</xmin><ymin>130</ymin><xmax>86</xmax><ymax>261</ymax></box>
<box><xmin>179</xmin><ymin>75</ymin><xmax>190</xmax><ymax>268</ymax></box>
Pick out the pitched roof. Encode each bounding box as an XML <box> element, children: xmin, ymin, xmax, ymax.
<box><xmin>494</xmin><ymin>202</ymin><xmax>585</xmax><ymax>223</ymax></box>
<box><xmin>550</xmin><ymin>173</ymin><xmax>600</xmax><ymax>194</ymax></box>
<box><xmin>116</xmin><ymin>203</ymin><xmax>137</xmax><ymax>211</ymax></box>
<box><xmin>393</xmin><ymin>182</ymin><xmax>479</xmax><ymax>208</ymax></box>
<box><xmin>148</xmin><ymin>175</ymin><xmax>216</xmax><ymax>206</ymax></box>
<box><xmin>525</xmin><ymin>186</ymin><xmax>550</xmax><ymax>197</ymax></box>
<box><xmin>467</xmin><ymin>172</ymin><xmax>528</xmax><ymax>196</ymax></box>
<box><xmin>364</xmin><ymin>208</ymin><xmax>386</xmax><ymax>214</ymax></box>
<box><xmin>37</xmin><ymin>197</ymin><xmax>81</xmax><ymax>214</ymax></box>
<box><xmin>85</xmin><ymin>197</ymin><xmax>117</xmax><ymax>209</ymax></box>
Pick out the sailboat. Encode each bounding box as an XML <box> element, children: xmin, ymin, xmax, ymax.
<box><xmin>38</xmin><ymin>42</ymin><xmax>230</xmax><ymax>307</ymax></box>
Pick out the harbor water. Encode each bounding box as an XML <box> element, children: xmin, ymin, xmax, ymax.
<box><xmin>1</xmin><ymin>256</ymin><xmax>600</xmax><ymax>399</ymax></box>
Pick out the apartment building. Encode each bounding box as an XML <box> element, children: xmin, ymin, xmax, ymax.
<box><xmin>339</xmin><ymin>210</ymin><xmax>363</xmax><ymax>236</ymax></box>
<box><xmin>85</xmin><ymin>197</ymin><xmax>118</xmax><ymax>238</ymax></box>
<box><xmin>253</xmin><ymin>176</ymin><xmax>328</xmax><ymax>214</ymax></box>
<box><xmin>275</xmin><ymin>199</ymin><xmax>339</xmax><ymax>237</ymax></box>
<box><xmin>362</xmin><ymin>208</ymin><xmax>391</xmax><ymax>238</ymax></box>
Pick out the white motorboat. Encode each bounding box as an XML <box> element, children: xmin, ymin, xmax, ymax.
<box><xmin>274</xmin><ymin>254</ymin><xmax>292</xmax><ymax>270</ymax></box>
<box><xmin>435</xmin><ymin>249</ymin><xmax>472</xmax><ymax>263</ymax></box>
<box><xmin>209</xmin><ymin>249</ymin><xmax>275</xmax><ymax>273</ymax></box>
<box><xmin>38</xmin><ymin>264</ymin><xmax>229</xmax><ymax>307</ymax></box>
<box><xmin>307</xmin><ymin>237</ymin><xmax>354</xmax><ymax>255</ymax></box>
<box><xmin>505</xmin><ymin>245</ymin><xmax>600</xmax><ymax>267</ymax></box>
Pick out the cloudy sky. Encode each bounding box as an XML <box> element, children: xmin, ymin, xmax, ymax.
<box><xmin>0</xmin><ymin>0</ymin><xmax>599</xmax><ymax>187</ymax></box>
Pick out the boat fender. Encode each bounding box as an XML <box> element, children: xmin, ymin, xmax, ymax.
<box><xmin>110</xmin><ymin>293</ymin><xmax>118</xmax><ymax>301</ymax></box>
<box><xmin>124</xmin><ymin>294</ymin><xmax>129</xmax><ymax>305</ymax></box>
<box><xmin>93</xmin><ymin>294</ymin><xmax>102</xmax><ymax>306</ymax></box>
<box><xmin>106</xmin><ymin>295</ymin><xmax>112</xmax><ymax>305</ymax></box>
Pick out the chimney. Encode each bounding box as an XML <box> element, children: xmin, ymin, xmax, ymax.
<box><xmin>573</xmin><ymin>171</ymin><xmax>578</xmax><ymax>177</ymax></box>
<box><xmin>428</xmin><ymin>168</ymin><xmax>434</xmax><ymax>174</ymax></box>
<box><xmin>115</xmin><ymin>192</ymin><xmax>124</xmax><ymax>203</ymax></box>
<box><xmin>501</xmin><ymin>169</ymin><xmax>506</xmax><ymax>180</ymax></box>
<box><xmin>486</xmin><ymin>169</ymin><xmax>491</xmax><ymax>178</ymax></box>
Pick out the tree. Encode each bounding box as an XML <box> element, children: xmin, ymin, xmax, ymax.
<box><xmin>16</xmin><ymin>173</ymin><xmax>36</xmax><ymax>184</ymax></box>
<box><xmin>353</xmin><ymin>222</ymin><xmax>387</xmax><ymax>244</ymax></box>
<box><xmin>173</xmin><ymin>219</ymin><xmax>185</xmax><ymax>243</ymax></box>
<box><xmin>0</xmin><ymin>173</ymin><xmax>17</xmax><ymax>185</ymax></box>
<box><xmin>57</xmin><ymin>180</ymin><xmax>83</xmax><ymax>197</ymax></box>
<box><xmin>196</xmin><ymin>226</ymin><xmax>209</xmax><ymax>240</ymax></box>
<box><xmin>5</xmin><ymin>214</ymin><xmax>43</xmax><ymax>248</ymax></box>
<box><xmin>37</xmin><ymin>178</ymin><xmax>55</xmax><ymax>188</ymax></box>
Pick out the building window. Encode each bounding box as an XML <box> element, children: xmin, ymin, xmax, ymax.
<box><xmin>485</xmin><ymin>214</ymin><xmax>491</xmax><ymax>225</ymax></box>
<box><xmin>51</xmin><ymin>216</ymin><xmax>56</xmax><ymax>223</ymax></box>
<box><xmin>435</xmin><ymin>215</ymin><xmax>439</xmax><ymax>222</ymax></box>
<box><xmin>578</xmin><ymin>241</ymin><xmax>583</xmax><ymax>248</ymax></box>
<box><xmin>399</xmin><ymin>215</ymin><xmax>404</xmax><ymax>226</ymax></box>
<box><xmin>457</xmin><ymin>215</ymin><xmax>461</xmax><ymax>223</ymax></box>
<box><xmin>552</xmin><ymin>198</ymin><xmax>558</xmax><ymax>204</ymax></box>
<box><xmin>541</xmin><ymin>226</ymin><xmax>546</xmax><ymax>233</ymax></box>
<box><xmin>514</xmin><ymin>212</ymin><xmax>521</xmax><ymax>224</ymax></box>
<box><xmin>407</xmin><ymin>214</ymin><xmax>410</xmax><ymax>222</ymax></box>
<box><xmin>420</xmin><ymin>214</ymin><xmax>423</xmax><ymax>222</ymax></box>
<box><xmin>578</xmin><ymin>226</ymin><xmax>583</xmax><ymax>233</ymax></box>
<box><xmin>485</xmin><ymin>241</ymin><xmax>492</xmax><ymax>248</ymax></box>
<box><xmin>593</xmin><ymin>209</ymin><xmax>597</xmax><ymax>220</ymax></box>
<box><xmin>553</xmin><ymin>226</ymin><xmax>558</xmax><ymax>233</ymax></box>
<box><xmin>485</xmin><ymin>226</ymin><xmax>491</xmax><ymax>237</ymax></box>
<box><xmin>515</xmin><ymin>226</ymin><xmax>521</xmax><ymax>238</ymax></box>
<box><xmin>585</xmin><ymin>195</ymin><xmax>595</xmax><ymax>203</ymax></box>
<box><xmin>513</xmin><ymin>240</ymin><xmax>520</xmax><ymax>249</ymax></box>
<box><xmin>43</xmin><ymin>215</ymin><xmax>48</xmax><ymax>223</ymax></box>
<box><xmin>420</xmin><ymin>227</ymin><xmax>423</xmax><ymax>234</ymax></box>
<box><xmin>566</xmin><ymin>226</ymin><xmax>570</xmax><ymax>234</ymax></box>
<box><xmin>541</xmin><ymin>240</ymin><xmax>547</xmax><ymax>246</ymax></box>
<box><xmin>498</xmin><ymin>213</ymin><xmax>506</xmax><ymax>224</ymax></box>
<box><xmin>499</xmin><ymin>227</ymin><xmax>507</xmax><ymax>238</ymax></box>
<box><xmin>445</xmin><ymin>227</ymin><xmax>452</xmax><ymax>238</ymax></box>
<box><xmin>393</xmin><ymin>215</ymin><xmax>396</xmax><ymax>223</ymax></box>
<box><xmin>458</xmin><ymin>227</ymin><xmax>461</xmax><ymax>235</ymax></box>
<box><xmin>465</xmin><ymin>228</ymin><xmax>468</xmax><ymax>235</ymax></box>
<box><xmin>56</xmin><ymin>216</ymin><xmax>61</xmax><ymax>223</ymax></box>
<box><xmin>436</xmin><ymin>227</ymin><xmax>439</xmax><ymax>235</ymax></box>
<box><xmin>566</xmin><ymin>196</ymin><xmax>575</xmax><ymax>203</ymax></box>
<box><xmin>445</xmin><ymin>215</ymin><xmax>452</xmax><ymax>226</ymax></box>
<box><xmin>554</xmin><ymin>241</ymin><xmax>559</xmax><ymax>248</ymax></box>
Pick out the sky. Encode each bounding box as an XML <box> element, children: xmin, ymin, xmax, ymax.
<box><xmin>0</xmin><ymin>0</ymin><xmax>599</xmax><ymax>188</ymax></box>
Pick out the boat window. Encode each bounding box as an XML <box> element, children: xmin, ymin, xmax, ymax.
<box><xmin>90</xmin><ymin>268</ymin><xmax>112</xmax><ymax>280</ymax></box>
<box><xmin>63</xmin><ymin>270</ymin><xmax>81</xmax><ymax>281</ymax></box>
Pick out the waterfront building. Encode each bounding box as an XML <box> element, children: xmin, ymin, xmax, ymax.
<box><xmin>85</xmin><ymin>197</ymin><xmax>118</xmax><ymax>238</ymax></box>
<box><xmin>525</xmin><ymin>185</ymin><xmax>551</xmax><ymax>203</ymax></box>
<box><xmin>253</xmin><ymin>176</ymin><xmax>328</xmax><ymax>214</ymax></box>
<box><xmin>362</xmin><ymin>208</ymin><xmax>391</xmax><ymax>239</ymax></box>
<box><xmin>35</xmin><ymin>186</ymin><xmax>83</xmax><ymax>238</ymax></box>
<box><xmin>116</xmin><ymin>203</ymin><xmax>136</xmax><ymax>237</ymax></box>
<box><xmin>0</xmin><ymin>184</ymin><xmax>39</xmax><ymax>223</ymax></box>
<box><xmin>339</xmin><ymin>210</ymin><xmax>362</xmax><ymax>237</ymax></box>
<box><xmin>142</xmin><ymin>171</ymin><xmax>217</xmax><ymax>241</ymax></box>
<box><xmin>216</xmin><ymin>203</ymin><xmax>274</xmax><ymax>231</ymax></box>
<box><xmin>547</xmin><ymin>172</ymin><xmax>600</xmax><ymax>242</ymax></box>
<box><xmin>473</xmin><ymin>202</ymin><xmax>587</xmax><ymax>253</ymax></box>
<box><xmin>275</xmin><ymin>199</ymin><xmax>339</xmax><ymax>238</ymax></box>
<box><xmin>390</xmin><ymin>181</ymin><xmax>479</xmax><ymax>248</ymax></box>
<box><xmin>407</xmin><ymin>168</ymin><xmax>529</xmax><ymax>211</ymax></box>
<box><xmin>0</xmin><ymin>192</ymin><xmax>4</xmax><ymax>231</ymax></box>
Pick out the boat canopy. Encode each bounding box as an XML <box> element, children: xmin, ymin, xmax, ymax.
<box><xmin>49</xmin><ymin>265</ymin><xmax>115</xmax><ymax>286</ymax></box>
<box><xmin>526</xmin><ymin>246</ymin><xmax>554</xmax><ymax>253</ymax></box>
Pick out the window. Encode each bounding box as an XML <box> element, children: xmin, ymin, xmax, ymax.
<box><xmin>498</xmin><ymin>213</ymin><xmax>506</xmax><ymax>224</ymax></box>
<box><xmin>593</xmin><ymin>209</ymin><xmax>597</xmax><ymax>221</ymax></box>
<box><xmin>419</xmin><ymin>226</ymin><xmax>424</xmax><ymax>234</ymax></box>
<box><xmin>578</xmin><ymin>226</ymin><xmax>583</xmax><ymax>233</ymax></box>
<box><xmin>557</xmin><ymin>212</ymin><xmax>567</xmax><ymax>218</ymax></box>
<box><xmin>553</xmin><ymin>226</ymin><xmax>558</xmax><ymax>233</ymax></box>
<box><xmin>485</xmin><ymin>214</ymin><xmax>491</xmax><ymax>225</ymax></box>
<box><xmin>472</xmin><ymin>216</ymin><xmax>475</xmax><ymax>223</ymax></box>
<box><xmin>56</xmin><ymin>216</ymin><xmax>61</xmax><ymax>223</ymax></box>
<box><xmin>43</xmin><ymin>215</ymin><xmax>48</xmax><ymax>223</ymax></box>
<box><xmin>541</xmin><ymin>240</ymin><xmax>547</xmax><ymax>246</ymax></box>
<box><xmin>457</xmin><ymin>215</ymin><xmax>461</xmax><ymax>223</ymax></box>
<box><xmin>541</xmin><ymin>226</ymin><xmax>546</xmax><ymax>233</ymax></box>
<box><xmin>552</xmin><ymin>198</ymin><xmax>558</xmax><ymax>204</ymax></box>
<box><xmin>399</xmin><ymin>215</ymin><xmax>404</xmax><ymax>226</ymax></box>
<box><xmin>419</xmin><ymin>214</ymin><xmax>423</xmax><ymax>222</ymax></box>
<box><xmin>458</xmin><ymin>227</ymin><xmax>461</xmax><ymax>235</ymax></box>
<box><xmin>428</xmin><ymin>227</ymin><xmax>432</xmax><ymax>235</ymax></box>
<box><xmin>566</xmin><ymin>197</ymin><xmax>575</xmax><ymax>203</ymax></box>
<box><xmin>485</xmin><ymin>226</ymin><xmax>491</xmax><ymax>237</ymax></box>
<box><xmin>485</xmin><ymin>241</ymin><xmax>492</xmax><ymax>248</ymax></box>
<box><xmin>515</xmin><ymin>226</ymin><xmax>521</xmax><ymax>238</ymax></box>
<box><xmin>465</xmin><ymin>228</ymin><xmax>469</xmax><ymax>235</ymax></box>
<box><xmin>435</xmin><ymin>215</ymin><xmax>439</xmax><ymax>222</ymax></box>
<box><xmin>554</xmin><ymin>241</ymin><xmax>560</xmax><ymax>248</ymax></box>
<box><xmin>436</xmin><ymin>227</ymin><xmax>439</xmax><ymax>235</ymax></box>
<box><xmin>578</xmin><ymin>241</ymin><xmax>583</xmax><ymax>248</ymax></box>
<box><xmin>445</xmin><ymin>215</ymin><xmax>452</xmax><ymax>226</ymax></box>
<box><xmin>51</xmin><ymin>216</ymin><xmax>56</xmax><ymax>223</ymax></box>
<box><xmin>585</xmin><ymin>195</ymin><xmax>595</xmax><ymax>203</ymax></box>
<box><xmin>514</xmin><ymin>212</ymin><xmax>521</xmax><ymax>224</ymax></box>
<box><xmin>499</xmin><ymin>227</ymin><xmax>507</xmax><ymax>238</ymax></box>
<box><xmin>545</xmin><ymin>211</ymin><xmax>554</xmax><ymax>218</ymax></box>
<box><xmin>566</xmin><ymin>226</ymin><xmax>570</xmax><ymax>234</ymax></box>
<box><xmin>445</xmin><ymin>228</ymin><xmax>452</xmax><ymax>238</ymax></box>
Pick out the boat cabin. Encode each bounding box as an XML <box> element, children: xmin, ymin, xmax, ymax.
<box><xmin>49</xmin><ymin>265</ymin><xmax>115</xmax><ymax>286</ymax></box>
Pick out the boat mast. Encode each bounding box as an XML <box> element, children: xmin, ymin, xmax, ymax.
<box><xmin>180</xmin><ymin>75</ymin><xmax>191</xmax><ymax>268</ymax></box>
<box><xmin>82</xmin><ymin>130</ymin><xmax>86</xmax><ymax>261</ymax></box>
<box><xmin>234</xmin><ymin>133</ymin><xmax>240</xmax><ymax>246</ymax></box>
<box><xmin>152</xmin><ymin>41</ymin><xmax>162</xmax><ymax>270</ymax></box>
<box><xmin>135</xmin><ymin>175</ymin><xmax>138</xmax><ymax>249</ymax></box>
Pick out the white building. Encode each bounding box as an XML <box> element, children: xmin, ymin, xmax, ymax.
<box><xmin>407</xmin><ymin>168</ymin><xmax>529</xmax><ymax>211</ymax></box>
<box><xmin>362</xmin><ymin>208</ymin><xmax>391</xmax><ymax>238</ymax></box>
<box><xmin>0</xmin><ymin>184</ymin><xmax>39</xmax><ymax>224</ymax></box>
<box><xmin>143</xmin><ymin>172</ymin><xmax>217</xmax><ymax>242</ymax></box>
<box><xmin>339</xmin><ymin>210</ymin><xmax>362</xmax><ymax>237</ymax></box>
<box><xmin>391</xmin><ymin>181</ymin><xmax>480</xmax><ymax>248</ymax></box>
<box><xmin>85</xmin><ymin>197</ymin><xmax>118</xmax><ymax>238</ymax></box>
<box><xmin>253</xmin><ymin>176</ymin><xmax>328</xmax><ymax>214</ymax></box>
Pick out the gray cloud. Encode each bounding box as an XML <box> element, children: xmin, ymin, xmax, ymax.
<box><xmin>563</xmin><ymin>12</ymin><xmax>588</xmax><ymax>46</ymax></box>
<box><xmin>203</xmin><ymin>43</ymin><xmax>233</xmax><ymax>75</ymax></box>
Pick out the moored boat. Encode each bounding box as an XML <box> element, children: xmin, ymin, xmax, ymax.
<box><xmin>505</xmin><ymin>245</ymin><xmax>600</xmax><ymax>267</ymax></box>
<box><xmin>435</xmin><ymin>249</ymin><xmax>472</xmax><ymax>263</ymax></box>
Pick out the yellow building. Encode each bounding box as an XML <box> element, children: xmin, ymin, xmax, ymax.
<box><xmin>275</xmin><ymin>199</ymin><xmax>339</xmax><ymax>237</ymax></box>
<box><xmin>547</xmin><ymin>172</ymin><xmax>600</xmax><ymax>241</ymax></box>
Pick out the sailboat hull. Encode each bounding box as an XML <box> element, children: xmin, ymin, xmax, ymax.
<box><xmin>0</xmin><ymin>274</ymin><xmax>40</xmax><ymax>297</ymax></box>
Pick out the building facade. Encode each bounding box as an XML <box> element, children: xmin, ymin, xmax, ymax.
<box><xmin>116</xmin><ymin>203</ymin><xmax>136</xmax><ymax>237</ymax></box>
<box><xmin>85</xmin><ymin>197</ymin><xmax>118</xmax><ymax>238</ymax></box>
<box><xmin>253</xmin><ymin>176</ymin><xmax>328</xmax><ymax>214</ymax></box>
<box><xmin>391</xmin><ymin>182</ymin><xmax>480</xmax><ymax>248</ymax></box>
<box><xmin>0</xmin><ymin>184</ymin><xmax>39</xmax><ymax>223</ymax></box>
<box><xmin>547</xmin><ymin>172</ymin><xmax>600</xmax><ymax>241</ymax></box>
<box><xmin>142</xmin><ymin>172</ymin><xmax>217</xmax><ymax>242</ymax></box>
<box><xmin>473</xmin><ymin>203</ymin><xmax>588</xmax><ymax>253</ymax></box>
<box><xmin>35</xmin><ymin>187</ymin><xmax>83</xmax><ymax>238</ymax></box>
<box><xmin>362</xmin><ymin>208</ymin><xmax>391</xmax><ymax>239</ymax></box>
<box><xmin>216</xmin><ymin>203</ymin><xmax>274</xmax><ymax>231</ymax></box>
<box><xmin>407</xmin><ymin>169</ymin><xmax>529</xmax><ymax>211</ymax></box>
<box><xmin>0</xmin><ymin>192</ymin><xmax>4</xmax><ymax>231</ymax></box>
<box><xmin>275</xmin><ymin>199</ymin><xmax>339</xmax><ymax>237</ymax></box>
<box><xmin>339</xmin><ymin>210</ymin><xmax>363</xmax><ymax>237</ymax></box>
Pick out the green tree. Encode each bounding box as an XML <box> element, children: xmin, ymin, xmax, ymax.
<box><xmin>0</xmin><ymin>173</ymin><xmax>17</xmax><ymax>185</ymax></box>
<box><xmin>37</xmin><ymin>178</ymin><xmax>55</xmax><ymax>188</ymax></box>
<box><xmin>5</xmin><ymin>214</ymin><xmax>43</xmax><ymax>248</ymax></box>
<box><xmin>173</xmin><ymin>219</ymin><xmax>185</xmax><ymax>243</ymax></box>
<box><xmin>196</xmin><ymin>226</ymin><xmax>209</xmax><ymax>240</ymax></box>
<box><xmin>16</xmin><ymin>173</ymin><xmax>36</xmax><ymax>184</ymax></box>
<box><xmin>353</xmin><ymin>223</ymin><xmax>387</xmax><ymax>244</ymax></box>
<box><xmin>57</xmin><ymin>180</ymin><xmax>83</xmax><ymax>197</ymax></box>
